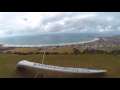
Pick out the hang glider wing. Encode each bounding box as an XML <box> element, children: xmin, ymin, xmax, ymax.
<box><xmin>16</xmin><ymin>60</ymin><xmax>107</xmax><ymax>74</ymax></box>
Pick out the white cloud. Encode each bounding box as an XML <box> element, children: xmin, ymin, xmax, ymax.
<box><xmin>100</xmin><ymin>29</ymin><xmax>105</xmax><ymax>32</ymax></box>
<box><xmin>0</xmin><ymin>12</ymin><xmax>120</xmax><ymax>37</ymax></box>
<box><xmin>60</xmin><ymin>30</ymin><xmax>66</xmax><ymax>32</ymax></box>
<box><xmin>107</xmin><ymin>17</ymin><xmax>113</xmax><ymax>21</ymax></box>
<box><xmin>118</xmin><ymin>27</ymin><xmax>120</xmax><ymax>31</ymax></box>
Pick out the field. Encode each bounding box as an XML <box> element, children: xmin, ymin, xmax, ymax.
<box><xmin>0</xmin><ymin>53</ymin><xmax>120</xmax><ymax>78</ymax></box>
<box><xmin>98</xmin><ymin>46</ymin><xmax>120</xmax><ymax>53</ymax></box>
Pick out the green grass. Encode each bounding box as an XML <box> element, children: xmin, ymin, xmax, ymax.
<box><xmin>0</xmin><ymin>54</ymin><xmax>120</xmax><ymax>78</ymax></box>
<box><xmin>98</xmin><ymin>46</ymin><xmax>120</xmax><ymax>52</ymax></box>
<box><xmin>10</xmin><ymin>47</ymin><xmax>38</xmax><ymax>53</ymax></box>
<box><xmin>76</xmin><ymin>47</ymin><xmax>85</xmax><ymax>53</ymax></box>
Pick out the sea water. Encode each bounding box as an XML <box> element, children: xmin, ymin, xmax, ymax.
<box><xmin>0</xmin><ymin>33</ymin><xmax>118</xmax><ymax>47</ymax></box>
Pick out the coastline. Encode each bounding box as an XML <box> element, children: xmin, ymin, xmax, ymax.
<box><xmin>1</xmin><ymin>37</ymin><xmax>100</xmax><ymax>48</ymax></box>
<box><xmin>1</xmin><ymin>35</ymin><xmax>120</xmax><ymax>54</ymax></box>
<box><xmin>1</xmin><ymin>34</ymin><xmax>120</xmax><ymax>50</ymax></box>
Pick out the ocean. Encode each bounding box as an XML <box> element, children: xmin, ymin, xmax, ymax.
<box><xmin>0</xmin><ymin>33</ymin><xmax>119</xmax><ymax>47</ymax></box>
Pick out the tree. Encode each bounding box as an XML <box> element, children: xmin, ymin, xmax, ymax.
<box><xmin>73</xmin><ymin>48</ymin><xmax>81</xmax><ymax>55</ymax></box>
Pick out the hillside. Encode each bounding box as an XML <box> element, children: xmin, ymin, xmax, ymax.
<box><xmin>0</xmin><ymin>54</ymin><xmax>120</xmax><ymax>78</ymax></box>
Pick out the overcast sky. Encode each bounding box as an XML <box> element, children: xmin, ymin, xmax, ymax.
<box><xmin>0</xmin><ymin>12</ymin><xmax>120</xmax><ymax>37</ymax></box>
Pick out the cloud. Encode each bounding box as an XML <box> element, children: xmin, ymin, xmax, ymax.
<box><xmin>0</xmin><ymin>12</ymin><xmax>120</xmax><ymax>37</ymax></box>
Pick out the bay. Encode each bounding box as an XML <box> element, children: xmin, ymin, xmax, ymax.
<box><xmin>0</xmin><ymin>33</ymin><xmax>118</xmax><ymax>46</ymax></box>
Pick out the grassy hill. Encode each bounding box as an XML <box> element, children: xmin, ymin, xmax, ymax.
<box><xmin>98</xmin><ymin>46</ymin><xmax>120</xmax><ymax>52</ymax></box>
<box><xmin>0</xmin><ymin>54</ymin><xmax>120</xmax><ymax>78</ymax></box>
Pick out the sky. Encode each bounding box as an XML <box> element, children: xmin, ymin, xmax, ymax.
<box><xmin>0</xmin><ymin>12</ymin><xmax>120</xmax><ymax>37</ymax></box>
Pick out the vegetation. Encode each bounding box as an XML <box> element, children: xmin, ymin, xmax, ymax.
<box><xmin>97</xmin><ymin>46</ymin><xmax>120</xmax><ymax>53</ymax></box>
<box><xmin>0</xmin><ymin>53</ymin><xmax>120</xmax><ymax>78</ymax></box>
<box><xmin>0</xmin><ymin>46</ymin><xmax>120</xmax><ymax>78</ymax></box>
<box><xmin>39</xmin><ymin>46</ymin><xmax>73</xmax><ymax>54</ymax></box>
<box><xmin>9</xmin><ymin>47</ymin><xmax>38</xmax><ymax>53</ymax></box>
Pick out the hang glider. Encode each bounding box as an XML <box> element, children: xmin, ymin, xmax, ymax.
<box><xmin>16</xmin><ymin>60</ymin><xmax>107</xmax><ymax>74</ymax></box>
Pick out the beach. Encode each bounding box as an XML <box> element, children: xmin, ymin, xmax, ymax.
<box><xmin>0</xmin><ymin>34</ymin><xmax>120</xmax><ymax>54</ymax></box>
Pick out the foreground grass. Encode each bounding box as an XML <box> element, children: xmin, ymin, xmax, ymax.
<box><xmin>0</xmin><ymin>54</ymin><xmax>120</xmax><ymax>78</ymax></box>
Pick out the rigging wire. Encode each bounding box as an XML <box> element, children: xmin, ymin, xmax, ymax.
<box><xmin>35</xmin><ymin>51</ymin><xmax>45</xmax><ymax>78</ymax></box>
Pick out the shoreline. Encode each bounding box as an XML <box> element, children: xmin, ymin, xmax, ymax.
<box><xmin>1</xmin><ymin>34</ymin><xmax>120</xmax><ymax>53</ymax></box>
<box><xmin>1</xmin><ymin>37</ymin><xmax>100</xmax><ymax>47</ymax></box>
